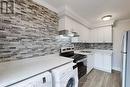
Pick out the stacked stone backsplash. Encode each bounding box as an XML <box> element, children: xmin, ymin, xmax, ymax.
<box><xmin>73</xmin><ymin>43</ymin><xmax>88</xmax><ymax>50</ymax></box>
<box><xmin>87</xmin><ymin>43</ymin><xmax>113</xmax><ymax>50</ymax></box>
<box><xmin>73</xmin><ymin>43</ymin><xmax>113</xmax><ymax>50</ymax></box>
<box><xmin>0</xmin><ymin>0</ymin><xmax>72</xmax><ymax>63</ymax></box>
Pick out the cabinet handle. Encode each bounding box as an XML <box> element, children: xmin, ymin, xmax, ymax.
<box><xmin>43</xmin><ymin>77</ymin><xmax>46</xmax><ymax>83</ymax></box>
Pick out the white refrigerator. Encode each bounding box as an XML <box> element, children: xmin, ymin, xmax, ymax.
<box><xmin>121</xmin><ymin>31</ymin><xmax>130</xmax><ymax>87</ymax></box>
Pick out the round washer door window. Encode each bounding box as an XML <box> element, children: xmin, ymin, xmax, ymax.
<box><xmin>66</xmin><ymin>78</ymin><xmax>75</xmax><ymax>87</ymax></box>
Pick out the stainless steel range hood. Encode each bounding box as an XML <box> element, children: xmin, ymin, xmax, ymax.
<box><xmin>58</xmin><ymin>30</ymin><xmax>79</xmax><ymax>37</ymax></box>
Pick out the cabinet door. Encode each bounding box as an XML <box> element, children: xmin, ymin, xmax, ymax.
<box><xmin>94</xmin><ymin>52</ymin><xmax>112</xmax><ymax>73</ymax></box>
<box><xmin>87</xmin><ymin>54</ymin><xmax>94</xmax><ymax>74</ymax></box>
<box><xmin>97</xmin><ymin>28</ymin><xmax>104</xmax><ymax>43</ymax></box>
<box><xmin>90</xmin><ymin>29</ymin><xmax>98</xmax><ymax>43</ymax></box>
<box><xmin>94</xmin><ymin>53</ymin><xmax>103</xmax><ymax>70</ymax></box>
<box><xmin>90</xmin><ymin>26</ymin><xmax>112</xmax><ymax>43</ymax></box>
<box><xmin>103</xmin><ymin>26</ymin><xmax>112</xmax><ymax>43</ymax></box>
<box><xmin>82</xmin><ymin>28</ymin><xmax>90</xmax><ymax>42</ymax></box>
<box><xmin>103</xmin><ymin>54</ymin><xmax>112</xmax><ymax>73</ymax></box>
<box><xmin>72</xmin><ymin>22</ymin><xmax>90</xmax><ymax>42</ymax></box>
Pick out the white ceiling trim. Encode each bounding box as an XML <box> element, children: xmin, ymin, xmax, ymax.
<box><xmin>58</xmin><ymin>6</ymin><xmax>92</xmax><ymax>29</ymax></box>
<box><xmin>33</xmin><ymin>0</ymin><xmax>58</xmax><ymax>13</ymax></box>
<box><xmin>91</xmin><ymin>20</ymin><xmax>115</xmax><ymax>29</ymax></box>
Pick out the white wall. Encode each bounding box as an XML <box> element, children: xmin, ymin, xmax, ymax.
<box><xmin>113</xmin><ymin>19</ymin><xmax>130</xmax><ymax>71</ymax></box>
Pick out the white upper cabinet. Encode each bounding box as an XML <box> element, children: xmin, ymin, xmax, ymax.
<box><xmin>75</xmin><ymin>25</ymin><xmax>90</xmax><ymax>42</ymax></box>
<box><xmin>59</xmin><ymin>16</ymin><xmax>112</xmax><ymax>43</ymax></box>
<box><xmin>89</xmin><ymin>29</ymin><xmax>99</xmax><ymax>43</ymax></box>
<box><xmin>103</xmin><ymin>26</ymin><xmax>112</xmax><ymax>43</ymax></box>
<box><xmin>59</xmin><ymin>16</ymin><xmax>90</xmax><ymax>43</ymax></box>
<box><xmin>90</xmin><ymin>26</ymin><xmax>112</xmax><ymax>43</ymax></box>
<box><xmin>66</xmin><ymin>17</ymin><xmax>90</xmax><ymax>42</ymax></box>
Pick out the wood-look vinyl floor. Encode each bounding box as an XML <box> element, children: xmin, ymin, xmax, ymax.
<box><xmin>79</xmin><ymin>69</ymin><xmax>121</xmax><ymax>87</ymax></box>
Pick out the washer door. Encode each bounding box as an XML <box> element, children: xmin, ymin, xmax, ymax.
<box><xmin>66</xmin><ymin>78</ymin><xmax>75</xmax><ymax>87</ymax></box>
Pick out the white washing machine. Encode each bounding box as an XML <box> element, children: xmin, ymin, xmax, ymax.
<box><xmin>10</xmin><ymin>71</ymin><xmax>52</xmax><ymax>87</ymax></box>
<box><xmin>51</xmin><ymin>62</ymin><xmax>78</xmax><ymax>87</ymax></box>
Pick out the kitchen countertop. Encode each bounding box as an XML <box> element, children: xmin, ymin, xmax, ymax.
<box><xmin>75</xmin><ymin>49</ymin><xmax>113</xmax><ymax>55</ymax></box>
<box><xmin>0</xmin><ymin>54</ymin><xmax>73</xmax><ymax>87</ymax></box>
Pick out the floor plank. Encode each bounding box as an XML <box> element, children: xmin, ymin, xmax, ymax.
<box><xmin>79</xmin><ymin>69</ymin><xmax>121</xmax><ymax>87</ymax></box>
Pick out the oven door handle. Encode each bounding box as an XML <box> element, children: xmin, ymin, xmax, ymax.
<box><xmin>73</xmin><ymin>64</ymin><xmax>77</xmax><ymax>70</ymax></box>
<box><xmin>76</xmin><ymin>58</ymin><xmax>87</xmax><ymax>63</ymax></box>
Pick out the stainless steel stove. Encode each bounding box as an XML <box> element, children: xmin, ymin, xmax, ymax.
<box><xmin>60</xmin><ymin>47</ymin><xmax>87</xmax><ymax>79</ymax></box>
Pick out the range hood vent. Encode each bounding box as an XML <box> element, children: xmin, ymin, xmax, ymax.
<box><xmin>72</xmin><ymin>32</ymin><xmax>80</xmax><ymax>37</ymax></box>
<box><xmin>59</xmin><ymin>30</ymin><xmax>68</xmax><ymax>36</ymax></box>
<box><xmin>58</xmin><ymin>30</ymin><xmax>79</xmax><ymax>37</ymax></box>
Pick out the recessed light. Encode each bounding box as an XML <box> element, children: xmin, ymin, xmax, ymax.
<box><xmin>102</xmin><ymin>15</ymin><xmax>112</xmax><ymax>21</ymax></box>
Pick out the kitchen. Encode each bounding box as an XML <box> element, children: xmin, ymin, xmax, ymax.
<box><xmin>0</xmin><ymin>0</ymin><xmax>130</xmax><ymax>87</ymax></box>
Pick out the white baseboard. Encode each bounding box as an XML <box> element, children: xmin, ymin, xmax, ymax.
<box><xmin>94</xmin><ymin>67</ymin><xmax>112</xmax><ymax>73</ymax></box>
<box><xmin>112</xmin><ymin>67</ymin><xmax>121</xmax><ymax>72</ymax></box>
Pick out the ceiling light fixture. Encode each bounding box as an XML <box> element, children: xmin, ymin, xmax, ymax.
<box><xmin>102</xmin><ymin>15</ymin><xmax>112</xmax><ymax>21</ymax></box>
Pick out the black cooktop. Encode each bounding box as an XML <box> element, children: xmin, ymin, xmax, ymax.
<box><xmin>60</xmin><ymin>52</ymin><xmax>87</xmax><ymax>63</ymax></box>
<box><xmin>71</xmin><ymin>54</ymin><xmax>87</xmax><ymax>63</ymax></box>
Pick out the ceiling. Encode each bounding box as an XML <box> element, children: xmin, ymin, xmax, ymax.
<box><xmin>43</xmin><ymin>0</ymin><xmax>130</xmax><ymax>25</ymax></box>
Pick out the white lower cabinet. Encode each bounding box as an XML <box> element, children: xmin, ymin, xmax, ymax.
<box><xmin>87</xmin><ymin>54</ymin><xmax>94</xmax><ymax>74</ymax></box>
<box><xmin>94</xmin><ymin>52</ymin><xmax>112</xmax><ymax>73</ymax></box>
<box><xmin>103</xmin><ymin>54</ymin><xmax>112</xmax><ymax>72</ymax></box>
<box><xmin>94</xmin><ymin>53</ymin><xmax>103</xmax><ymax>70</ymax></box>
<box><xmin>83</xmin><ymin>50</ymin><xmax>112</xmax><ymax>74</ymax></box>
